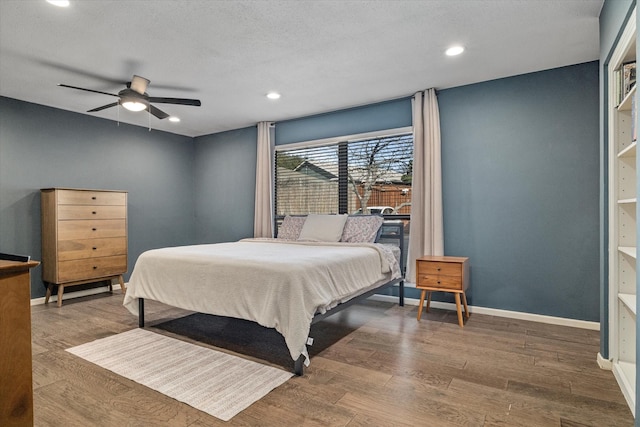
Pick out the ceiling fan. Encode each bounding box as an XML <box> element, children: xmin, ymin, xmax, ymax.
<box><xmin>58</xmin><ymin>75</ymin><xmax>201</xmax><ymax>119</ymax></box>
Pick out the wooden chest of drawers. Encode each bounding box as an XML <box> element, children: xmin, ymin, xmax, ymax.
<box><xmin>41</xmin><ymin>188</ymin><xmax>128</xmax><ymax>306</ymax></box>
<box><xmin>416</xmin><ymin>255</ymin><xmax>469</xmax><ymax>327</ymax></box>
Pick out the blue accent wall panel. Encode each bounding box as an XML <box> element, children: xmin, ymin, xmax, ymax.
<box><xmin>438</xmin><ymin>62</ymin><xmax>600</xmax><ymax>320</ymax></box>
<box><xmin>193</xmin><ymin>126</ymin><xmax>257</xmax><ymax>243</ymax></box>
<box><xmin>275</xmin><ymin>97</ymin><xmax>412</xmax><ymax>145</ymax></box>
<box><xmin>0</xmin><ymin>97</ymin><xmax>196</xmax><ymax>298</ymax></box>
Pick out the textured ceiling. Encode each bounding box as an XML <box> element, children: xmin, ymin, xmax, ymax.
<box><xmin>0</xmin><ymin>0</ymin><xmax>603</xmax><ymax>137</ymax></box>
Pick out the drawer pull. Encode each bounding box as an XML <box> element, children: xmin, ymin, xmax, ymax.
<box><xmin>92</xmin><ymin>196</ymin><xmax>97</xmax><ymax>200</ymax></box>
<box><xmin>437</xmin><ymin>281</ymin><xmax>441</xmax><ymax>284</ymax></box>
<box><xmin>93</xmin><ymin>266</ymin><xmax>98</xmax><ymax>269</ymax></box>
<box><xmin>92</xmin><ymin>228</ymin><xmax>97</xmax><ymax>231</ymax></box>
<box><xmin>437</xmin><ymin>268</ymin><xmax>441</xmax><ymax>271</ymax></box>
<box><xmin>92</xmin><ymin>211</ymin><xmax>97</xmax><ymax>215</ymax></box>
<box><xmin>92</xmin><ymin>247</ymin><xmax>97</xmax><ymax>250</ymax></box>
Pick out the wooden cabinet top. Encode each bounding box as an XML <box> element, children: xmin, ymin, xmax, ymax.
<box><xmin>0</xmin><ymin>260</ymin><xmax>40</xmax><ymax>275</ymax></box>
<box><xmin>417</xmin><ymin>255</ymin><xmax>468</xmax><ymax>264</ymax></box>
<box><xmin>41</xmin><ymin>188</ymin><xmax>127</xmax><ymax>193</ymax></box>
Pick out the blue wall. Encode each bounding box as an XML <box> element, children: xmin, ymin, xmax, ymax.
<box><xmin>275</xmin><ymin>97</ymin><xmax>412</xmax><ymax>145</ymax></box>
<box><xmin>194</xmin><ymin>126</ymin><xmax>258</xmax><ymax>243</ymax></box>
<box><xmin>439</xmin><ymin>62</ymin><xmax>599</xmax><ymax>319</ymax></box>
<box><xmin>0</xmin><ymin>97</ymin><xmax>196</xmax><ymax>298</ymax></box>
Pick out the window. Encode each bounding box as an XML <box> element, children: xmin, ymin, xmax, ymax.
<box><xmin>275</xmin><ymin>132</ymin><xmax>413</xmax><ymax>218</ymax></box>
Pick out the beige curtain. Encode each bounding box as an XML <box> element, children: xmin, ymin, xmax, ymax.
<box><xmin>407</xmin><ymin>89</ymin><xmax>444</xmax><ymax>283</ymax></box>
<box><xmin>254</xmin><ymin>121</ymin><xmax>275</xmax><ymax>238</ymax></box>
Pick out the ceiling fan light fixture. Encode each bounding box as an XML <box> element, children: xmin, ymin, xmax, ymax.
<box><xmin>169</xmin><ymin>116</ymin><xmax>180</xmax><ymax>122</ymax></box>
<box><xmin>266</xmin><ymin>92</ymin><xmax>281</xmax><ymax>100</ymax></box>
<box><xmin>121</xmin><ymin>100</ymin><xmax>147</xmax><ymax>112</ymax></box>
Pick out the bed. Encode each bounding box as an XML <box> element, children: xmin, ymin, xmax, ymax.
<box><xmin>123</xmin><ymin>214</ymin><xmax>405</xmax><ymax>375</ymax></box>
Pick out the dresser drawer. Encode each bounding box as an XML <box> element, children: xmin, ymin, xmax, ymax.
<box><xmin>57</xmin><ymin>190</ymin><xmax>126</xmax><ymax>206</ymax></box>
<box><xmin>58</xmin><ymin>220</ymin><xmax>126</xmax><ymax>240</ymax></box>
<box><xmin>58</xmin><ymin>237</ymin><xmax>127</xmax><ymax>261</ymax></box>
<box><xmin>417</xmin><ymin>274</ymin><xmax>462</xmax><ymax>290</ymax></box>
<box><xmin>57</xmin><ymin>205</ymin><xmax>126</xmax><ymax>220</ymax></box>
<box><xmin>57</xmin><ymin>255</ymin><xmax>127</xmax><ymax>283</ymax></box>
<box><xmin>417</xmin><ymin>261</ymin><xmax>461</xmax><ymax>277</ymax></box>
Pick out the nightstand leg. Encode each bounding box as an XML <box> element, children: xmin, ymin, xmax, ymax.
<box><xmin>462</xmin><ymin>292</ymin><xmax>470</xmax><ymax>319</ymax></box>
<box><xmin>454</xmin><ymin>293</ymin><xmax>464</xmax><ymax>327</ymax></box>
<box><xmin>417</xmin><ymin>290</ymin><xmax>427</xmax><ymax>321</ymax></box>
<box><xmin>118</xmin><ymin>275</ymin><xmax>126</xmax><ymax>293</ymax></box>
<box><xmin>426</xmin><ymin>291</ymin><xmax>432</xmax><ymax>312</ymax></box>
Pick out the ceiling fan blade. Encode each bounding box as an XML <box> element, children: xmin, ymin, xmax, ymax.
<box><xmin>58</xmin><ymin>84</ymin><xmax>119</xmax><ymax>97</ymax></box>
<box><xmin>130</xmin><ymin>75</ymin><xmax>150</xmax><ymax>94</ymax></box>
<box><xmin>149</xmin><ymin>104</ymin><xmax>170</xmax><ymax>119</ymax></box>
<box><xmin>87</xmin><ymin>102</ymin><xmax>119</xmax><ymax>112</ymax></box>
<box><xmin>148</xmin><ymin>97</ymin><xmax>201</xmax><ymax>106</ymax></box>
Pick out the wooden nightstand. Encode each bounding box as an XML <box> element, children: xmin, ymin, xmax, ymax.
<box><xmin>416</xmin><ymin>255</ymin><xmax>469</xmax><ymax>327</ymax></box>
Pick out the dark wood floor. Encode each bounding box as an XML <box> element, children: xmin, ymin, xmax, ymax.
<box><xmin>31</xmin><ymin>292</ymin><xmax>634</xmax><ymax>426</ymax></box>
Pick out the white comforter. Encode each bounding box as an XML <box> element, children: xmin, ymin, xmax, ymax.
<box><xmin>123</xmin><ymin>239</ymin><xmax>401</xmax><ymax>365</ymax></box>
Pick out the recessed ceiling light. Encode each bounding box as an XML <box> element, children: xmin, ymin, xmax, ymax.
<box><xmin>169</xmin><ymin>116</ymin><xmax>180</xmax><ymax>123</ymax></box>
<box><xmin>46</xmin><ymin>0</ymin><xmax>70</xmax><ymax>7</ymax></box>
<box><xmin>445</xmin><ymin>46</ymin><xmax>465</xmax><ymax>56</ymax></box>
<box><xmin>266</xmin><ymin>92</ymin><xmax>281</xmax><ymax>100</ymax></box>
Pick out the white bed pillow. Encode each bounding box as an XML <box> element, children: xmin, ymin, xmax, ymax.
<box><xmin>298</xmin><ymin>214</ymin><xmax>348</xmax><ymax>242</ymax></box>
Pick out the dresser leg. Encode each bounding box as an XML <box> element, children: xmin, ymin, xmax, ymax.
<box><xmin>417</xmin><ymin>290</ymin><xmax>427</xmax><ymax>321</ymax></box>
<box><xmin>454</xmin><ymin>293</ymin><xmax>464</xmax><ymax>327</ymax></box>
<box><xmin>44</xmin><ymin>283</ymin><xmax>53</xmax><ymax>304</ymax></box>
<box><xmin>57</xmin><ymin>285</ymin><xmax>64</xmax><ymax>307</ymax></box>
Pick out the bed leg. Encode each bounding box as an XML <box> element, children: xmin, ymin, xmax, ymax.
<box><xmin>294</xmin><ymin>356</ymin><xmax>304</xmax><ymax>376</ymax></box>
<box><xmin>139</xmin><ymin>298</ymin><xmax>145</xmax><ymax>328</ymax></box>
<box><xmin>399</xmin><ymin>280</ymin><xmax>405</xmax><ymax>307</ymax></box>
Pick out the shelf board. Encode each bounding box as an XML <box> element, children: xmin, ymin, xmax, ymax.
<box><xmin>619</xmin><ymin>246</ymin><xmax>637</xmax><ymax>258</ymax></box>
<box><xmin>618</xmin><ymin>198</ymin><xmax>637</xmax><ymax>204</ymax></box>
<box><xmin>619</xmin><ymin>293</ymin><xmax>637</xmax><ymax>315</ymax></box>
<box><xmin>618</xmin><ymin>141</ymin><xmax>637</xmax><ymax>158</ymax></box>
<box><xmin>618</xmin><ymin>85</ymin><xmax>637</xmax><ymax>111</ymax></box>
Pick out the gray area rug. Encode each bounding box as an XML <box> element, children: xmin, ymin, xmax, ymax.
<box><xmin>66</xmin><ymin>328</ymin><xmax>292</xmax><ymax>421</ymax></box>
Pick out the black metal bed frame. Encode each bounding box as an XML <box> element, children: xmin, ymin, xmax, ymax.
<box><xmin>137</xmin><ymin>221</ymin><xmax>405</xmax><ymax>376</ymax></box>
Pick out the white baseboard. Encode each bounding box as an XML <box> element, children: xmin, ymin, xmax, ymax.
<box><xmin>30</xmin><ymin>283</ymin><xmax>125</xmax><ymax>306</ymax></box>
<box><xmin>370</xmin><ymin>294</ymin><xmax>600</xmax><ymax>331</ymax></box>
<box><xmin>597</xmin><ymin>352</ymin><xmax>613</xmax><ymax>370</ymax></box>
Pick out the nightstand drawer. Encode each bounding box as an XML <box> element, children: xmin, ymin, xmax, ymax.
<box><xmin>417</xmin><ymin>261</ymin><xmax>461</xmax><ymax>277</ymax></box>
<box><xmin>417</xmin><ymin>274</ymin><xmax>462</xmax><ymax>290</ymax></box>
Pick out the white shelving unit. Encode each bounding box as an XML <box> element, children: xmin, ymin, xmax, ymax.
<box><xmin>608</xmin><ymin>8</ymin><xmax>637</xmax><ymax>417</ymax></box>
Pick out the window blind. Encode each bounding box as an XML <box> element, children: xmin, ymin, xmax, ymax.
<box><xmin>275</xmin><ymin>134</ymin><xmax>413</xmax><ymax>216</ymax></box>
